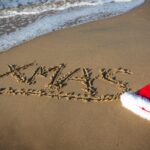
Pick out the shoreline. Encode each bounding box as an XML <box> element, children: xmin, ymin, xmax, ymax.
<box><xmin>0</xmin><ymin>0</ymin><xmax>145</xmax><ymax>53</ymax></box>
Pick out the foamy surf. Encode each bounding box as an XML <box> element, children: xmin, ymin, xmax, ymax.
<box><xmin>0</xmin><ymin>0</ymin><xmax>133</xmax><ymax>18</ymax></box>
<box><xmin>0</xmin><ymin>0</ymin><xmax>144</xmax><ymax>52</ymax></box>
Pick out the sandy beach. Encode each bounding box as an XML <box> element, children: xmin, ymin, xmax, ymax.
<box><xmin>0</xmin><ymin>0</ymin><xmax>150</xmax><ymax>149</ymax></box>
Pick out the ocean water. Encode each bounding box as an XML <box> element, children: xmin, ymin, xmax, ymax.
<box><xmin>0</xmin><ymin>0</ymin><xmax>144</xmax><ymax>52</ymax></box>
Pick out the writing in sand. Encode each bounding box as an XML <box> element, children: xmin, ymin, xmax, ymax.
<box><xmin>0</xmin><ymin>61</ymin><xmax>133</xmax><ymax>103</ymax></box>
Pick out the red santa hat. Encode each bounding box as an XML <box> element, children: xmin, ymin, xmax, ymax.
<box><xmin>120</xmin><ymin>84</ymin><xmax>150</xmax><ymax>120</ymax></box>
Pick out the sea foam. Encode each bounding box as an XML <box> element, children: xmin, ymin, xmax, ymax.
<box><xmin>0</xmin><ymin>0</ymin><xmax>144</xmax><ymax>52</ymax></box>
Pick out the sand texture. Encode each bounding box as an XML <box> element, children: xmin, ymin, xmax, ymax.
<box><xmin>0</xmin><ymin>1</ymin><xmax>150</xmax><ymax>150</ymax></box>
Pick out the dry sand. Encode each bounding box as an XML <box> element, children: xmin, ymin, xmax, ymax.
<box><xmin>0</xmin><ymin>0</ymin><xmax>150</xmax><ymax>150</ymax></box>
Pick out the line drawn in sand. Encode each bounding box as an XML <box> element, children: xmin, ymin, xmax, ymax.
<box><xmin>0</xmin><ymin>61</ymin><xmax>133</xmax><ymax>103</ymax></box>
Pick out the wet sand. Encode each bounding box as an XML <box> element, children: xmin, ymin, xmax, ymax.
<box><xmin>0</xmin><ymin>0</ymin><xmax>150</xmax><ymax>150</ymax></box>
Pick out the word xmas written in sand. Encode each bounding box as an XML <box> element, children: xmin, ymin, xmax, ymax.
<box><xmin>0</xmin><ymin>61</ymin><xmax>133</xmax><ymax>102</ymax></box>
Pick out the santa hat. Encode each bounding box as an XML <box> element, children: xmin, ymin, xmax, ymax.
<box><xmin>120</xmin><ymin>84</ymin><xmax>150</xmax><ymax>120</ymax></box>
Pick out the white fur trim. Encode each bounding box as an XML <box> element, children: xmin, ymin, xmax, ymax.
<box><xmin>120</xmin><ymin>92</ymin><xmax>150</xmax><ymax>120</ymax></box>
